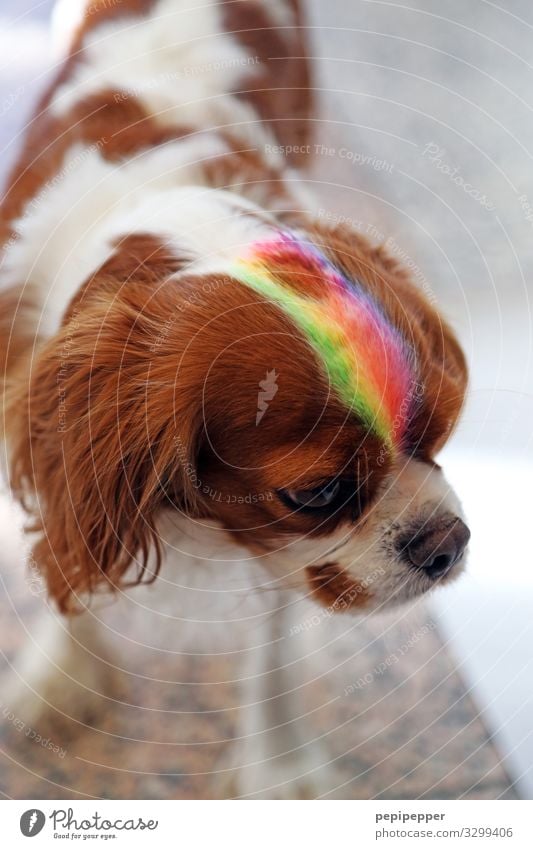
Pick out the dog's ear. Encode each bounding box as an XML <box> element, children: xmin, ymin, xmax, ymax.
<box><xmin>306</xmin><ymin>221</ymin><xmax>468</xmax><ymax>454</ymax></box>
<box><xmin>7</xmin><ymin>279</ymin><xmax>204</xmax><ymax>612</ymax></box>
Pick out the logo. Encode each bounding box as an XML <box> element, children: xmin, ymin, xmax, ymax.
<box><xmin>50</xmin><ymin>809</ymin><xmax>158</xmax><ymax>835</ymax></box>
<box><xmin>20</xmin><ymin>810</ymin><xmax>46</xmax><ymax>837</ymax></box>
<box><xmin>256</xmin><ymin>369</ymin><xmax>279</xmax><ymax>425</ymax></box>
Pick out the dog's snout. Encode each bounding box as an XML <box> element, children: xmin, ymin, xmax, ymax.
<box><xmin>404</xmin><ymin>518</ymin><xmax>470</xmax><ymax>579</ymax></box>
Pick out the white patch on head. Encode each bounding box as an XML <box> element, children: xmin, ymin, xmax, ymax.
<box><xmin>257</xmin><ymin>458</ymin><xmax>467</xmax><ymax>612</ymax></box>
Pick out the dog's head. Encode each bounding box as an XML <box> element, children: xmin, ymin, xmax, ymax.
<box><xmin>8</xmin><ymin>221</ymin><xmax>469</xmax><ymax>613</ymax></box>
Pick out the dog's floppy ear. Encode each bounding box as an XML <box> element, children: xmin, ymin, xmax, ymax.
<box><xmin>7</xmin><ymin>278</ymin><xmax>203</xmax><ymax>612</ymax></box>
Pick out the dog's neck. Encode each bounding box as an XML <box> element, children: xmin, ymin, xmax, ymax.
<box><xmin>0</xmin><ymin>0</ymin><xmax>312</xmax><ymax>338</ymax></box>
<box><xmin>1</xmin><ymin>129</ymin><xmax>307</xmax><ymax>337</ymax></box>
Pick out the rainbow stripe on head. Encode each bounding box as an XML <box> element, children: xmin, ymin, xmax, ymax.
<box><xmin>228</xmin><ymin>231</ymin><xmax>417</xmax><ymax>450</ymax></box>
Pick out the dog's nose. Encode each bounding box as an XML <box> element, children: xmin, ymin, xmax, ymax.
<box><xmin>406</xmin><ymin>518</ymin><xmax>470</xmax><ymax>578</ymax></box>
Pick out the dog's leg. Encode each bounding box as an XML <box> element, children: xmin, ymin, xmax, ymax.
<box><xmin>227</xmin><ymin>591</ymin><xmax>332</xmax><ymax>799</ymax></box>
<box><xmin>2</xmin><ymin>607</ymin><xmax>111</xmax><ymax>728</ymax></box>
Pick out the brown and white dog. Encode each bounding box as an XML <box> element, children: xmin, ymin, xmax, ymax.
<box><xmin>0</xmin><ymin>0</ymin><xmax>469</xmax><ymax>798</ymax></box>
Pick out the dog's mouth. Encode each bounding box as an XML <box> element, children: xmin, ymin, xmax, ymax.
<box><xmin>305</xmin><ymin>546</ymin><xmax>467</xmax><ymax>613</ymax></box>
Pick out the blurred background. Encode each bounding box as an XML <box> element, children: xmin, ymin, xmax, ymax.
<box><xmin>0</xmin><ymin>0</ymin><xmax>531</xmax><ymax>799</ymax></box>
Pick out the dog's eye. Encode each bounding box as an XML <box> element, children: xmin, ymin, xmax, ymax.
<box><xmin>279</xmin><ymin>480</ymin><xmax>341</xmax><ymax>510</ymax></box>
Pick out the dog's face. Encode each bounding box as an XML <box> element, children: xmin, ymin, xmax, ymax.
<box><xmin>8</xmin><ymin>222</ymin><xmax>469</xmax><ymax>613</ymax></box>
<box><xmin>191</xmin><ymin>224</ymin><xmax>470</xmax><ymax>612</ymax></box>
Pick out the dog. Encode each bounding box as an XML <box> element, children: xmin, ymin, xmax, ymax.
<box><xmin>0</xmin><ymin>0</ymin><xmax>469</xmax><ymax>798</ymax></box>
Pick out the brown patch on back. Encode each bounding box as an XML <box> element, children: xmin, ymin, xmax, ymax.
<box><xmin>65</xmin><ymin>232</ymin><xmax>192</xmax><ymax>321</ymax></box>
<box><xmin>220</xmin><ymin>0</ymin><xmax>312</xmax><ymax>159</ymax></box>
<box><xmin>68</xmin><ymin>0</ymin><xmax>158</xmax><ymax>55</ymax></box>
<box><xmin>0</xmin><ymin>0</ymin><xmax>210</xmax><ymax>243</ymax></box>
<box><xmin>0</xmin><ymin>0</ymin><xmax>312</xmax><ymax>248</ymax></box>
<box><xmin>306</xmin><ymin>562</ymin><xmax>371</xmax><ymax>611</ymax></box>
<box><xmin>0</xmin><ymin>88</ymin><xmax>194</xmax><ymax>249</ymax></box>
<box><xmin>202</xmin><ymin>129</ymin><xmax>296</xmax><ymax>208</ymax></box>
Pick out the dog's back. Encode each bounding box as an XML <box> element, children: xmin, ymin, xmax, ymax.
<box><xmin>0</xmin><ymin>0</ymin><xmax>311</xmax><ymax>389</ymax></box>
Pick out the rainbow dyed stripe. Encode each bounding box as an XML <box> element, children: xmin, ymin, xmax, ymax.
<box><xmin>228</xmin><ymin>231</ymin><xmax>417</xmax><ymax>449</ymax></box>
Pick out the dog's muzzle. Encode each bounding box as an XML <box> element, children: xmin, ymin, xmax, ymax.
<box><xmin>399</xmin><ymin>516</ymin><xmax>471</xmax><ymax>580</ymax></box>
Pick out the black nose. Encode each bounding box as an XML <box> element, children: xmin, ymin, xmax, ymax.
<box><xmin>406</xmin><ymin>518</ymin><xmax>470</xmax><ymax>578</ymax></box>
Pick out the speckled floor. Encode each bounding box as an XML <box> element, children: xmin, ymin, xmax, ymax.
<box><xmin>0</xmin><ymin>496</ymin><xmax>517</xmax><ymax>800</ymax></box>
<box><xmin>0</xmin><ymin>0</ymin><xmax>524</xmax><ymax>799</ymax></box>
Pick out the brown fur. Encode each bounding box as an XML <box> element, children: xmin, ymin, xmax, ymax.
<box><xmin>5</xmin><ymin>224</ymin><xmax>467</xmax><ymax>611</ymax></box>
<box><xmin>0</xmin><ymin>0</ymin><xmax>311</xmax><ymax>249</ymax></box>
<box><xmin>6</xmin><ymin>237</ymin><xmax>201</xmax><ymax>611</ymax></box>
<box><xmin>70</xmin><ymin>0</ymin><xmax>159</xmax><ymax>51</ymax></box>
<box><xmin>1</xmin><ymin>2</ymin><xmax>467</xmax><ymax>612</ymax></box>
<box><xmin>0</xmin><ymin>0</ymin><xmax>310</xmax><ymax>378</ymax></box>
<box><xmin>0</xmin><ymin>283</ymin><xmax>41</xmax><ymax>407</ymax></box>
<box><xmin>306</xmin><ymin>223</ymin><xmax>468</xmax><ymax>457</ymax></box>
<box><xmin>306</xmin><ymin>562</ymin><xmax>371</xmax><ymax>610</ymax></box>
<box><xmin>0</xmin><ymin>90</ymin><xmax>192</xmax><ymax>250</ymax></box>
<box><xmin>221</xmin><ymin>0</ymin><xmax>312</xmax><ymax>159</ymax></box>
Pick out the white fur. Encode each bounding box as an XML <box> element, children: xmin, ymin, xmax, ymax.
<box><xmin>3</xmin><ymin>509</ymin><xmax>333</xmax><ymax>798</ymax></box>
<box><xmin>258</xmin><ymin>458</ymin><xmax>466</xmax><ymax>611</ymax></box>
<box><xmin>50</xmin><ymin>0</ymin><xmax>271</xmax><ymax>148</ymax></box>
<box><xmin>260</xmin><ymin>0</ymin><xmax>297</xmax><ymax>28</ymax></box>
<box><xmin>1</xmin><ymin>0</ymin><xmax>296</xmax><ymax>564</ymax></box>
<box><xmin>0</xmin><ymin>136</ymin><xmax>283</xmax><ymax>337</ymax></box>
<box><xmin>51</xmin><ymin>0</ymin><xmax>90</xmax><ymax>57</ymax></box>
<box><xmin>1</xmin><ymin>0</ymin><xmax>469</xmax><ymax>800</ymax></box>
<box><xmin>1</xmin><ymin>0</ymin><xmax>301</xmax><ymax>338</ymax></box>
